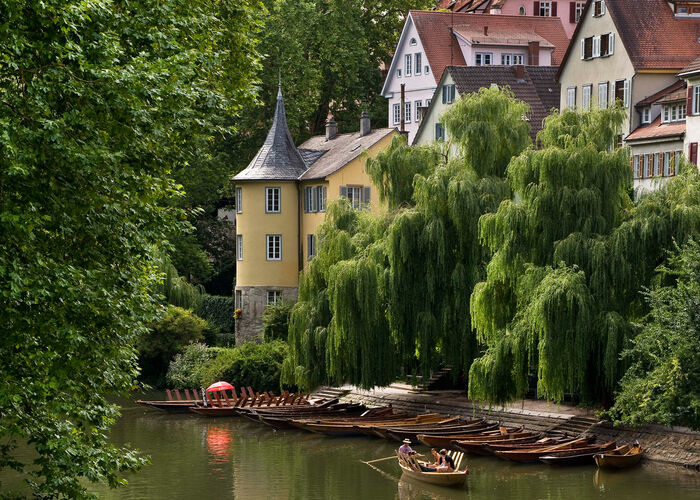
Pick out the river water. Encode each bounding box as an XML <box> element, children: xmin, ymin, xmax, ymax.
<box><xmin>2</xmin><ymin>395</ymin><xmax>699</xmax><ymax>499</ymax></box>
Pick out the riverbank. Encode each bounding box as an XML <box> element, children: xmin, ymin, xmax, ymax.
<box><xmin>319</xmin><ymin>385</ymin><xmax>700</xmax><ymax>470</ymax></box>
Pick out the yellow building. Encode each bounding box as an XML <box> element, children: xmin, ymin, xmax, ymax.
<box><xmin>233</xmin><ymin>86</ymin><xmax>397</xmax><ymax>342</ymax></box>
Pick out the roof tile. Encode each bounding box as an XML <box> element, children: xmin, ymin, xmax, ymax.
<box><xmin>626</xmin><ymin>116</ymin><xmax>685</xmax><ymax>142</ymax></box>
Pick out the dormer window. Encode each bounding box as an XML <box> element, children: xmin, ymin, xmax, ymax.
<box><xmin>593</xmin><ymin>0</ymin><xmax>605</xmax><ymax>17</ymax></box>
<box><xmin>662</xmin><ymin>104</ymin><xmax>686</xmax><ymax>123</ymax></box>
<box><xmin>641</xmin><ymin>107</ymin><xmax>651</xmax><ymax>124</ymax></box>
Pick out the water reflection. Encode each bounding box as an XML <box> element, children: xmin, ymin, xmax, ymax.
<box><xmin>206</xmin><ymin>426</ymin><xmax>234</xmax><ymax>470</ymax></box>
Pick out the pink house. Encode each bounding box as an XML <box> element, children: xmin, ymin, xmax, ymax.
<box><xmin>437</xmin><ymin>0</ymin><xmax>585</xmax><ymax>37</ymax></box>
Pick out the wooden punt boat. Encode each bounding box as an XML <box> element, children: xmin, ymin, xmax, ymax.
<box><xmin>252</xmin><ymin>405</ymin><xmax>382</xmax><ymax>429</ymax></box>
<box><xmin>479</xmin><ymin>437</ymin><xmax>574</xmax><ymax>455</ymax></box>
<box><xmin>494</xmin><ymin>437</ymin><xmax>595</xmax><ymax>463</ymax></box>
<box><xmin>419</xmin><ymin>429</ymin><xmax>532</xmax><ymax>448</ymax></box>
<box><xmin>540</xmin><ymin>442</ymin><xmax>617</xmax><ymax>466</ymax></box>
<box><xmin>365</xmin><ymin>417</ymin><xmax>472</xmax><ymax>439</ymax></box>
<box><xmin>137</xmin><ymin>388</ymin><xmax>202</xmax><ymax>412</ymax></box>
<box><xmin>386</xmin><ymin>422</ymin><xmax>499</xmax><ymax>442</ymax></box>
<box><xmin>397</xmin><ymin>451</ymin><xmax>468</xmax><ymax>487</ymax></box>
<box><xmin>451</xmin><ymin>434</ymin><xmax>542</xmax><ymax>455</ymax></box>
<box><xmin>594</xmin><ymin>444</ymin><xmax>644</xmax><ymax>469</ymax></box>
<box><xmin>294</xmin><ymin>413</ymin><xmax>446</xmax><ymax>436</ymax></box>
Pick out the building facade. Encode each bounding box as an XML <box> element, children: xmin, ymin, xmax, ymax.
<box><xmin>413</xmin><ymin>64</ymin><xmax>560</xmax><ymax>146</ymax></box>
<box><xmin>233</xmin><ymin>88</ymin><xmax>396</xmax><ymax>342</ymax></box>
<box><xmin>381</xmin><ymin>10</ymin><xmax>569</xmax><ymax>143</ymax></box>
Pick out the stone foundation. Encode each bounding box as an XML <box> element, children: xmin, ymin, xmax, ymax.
<box><xmin>234</xmin><ymin>285</ymin><xmax>297</xmax><ymax>344</ymax></box>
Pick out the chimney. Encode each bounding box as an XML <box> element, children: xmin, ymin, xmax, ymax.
<box><xmin>514</xmin><ymin>64</ymin><xmax>525</xmax><ymax>80</ymax></box>
<box><xmin>484</xmin><ymin>25</ymin><xmax>488</xmax><ymax>36</ymax></box>
<box><xmin>325</xmin><ymin>117</ymin><xmax>337</xmax><ymax>141</ymax></box>
<box><xmin>360</xmin><ymin>111</ymin><xmax>371</xmax><ymax>137</ymax></box>
<box><xmin>528</xmin><ymin>41</ymin><xmax>540</xmax><ymax>66</ymax></box>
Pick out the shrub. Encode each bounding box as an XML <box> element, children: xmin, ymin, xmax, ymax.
<box><xmin>197</xmin><ymin>295</ymin><xmax>236</xmax><ymax>334</ymax></box>
<box><xmin>166</xmin><ymin>342</ymin><xmax>215</xmax><ymax>388</ymax></box>
<box><xmin>199</xmin><ymin>340</ymin><xmax>291</xmax><ymax>392</ymax></box>
<box><xmin>262</xmin><ymin>300</ymin><xmax>294</xmax><ymax>341</ymax></box>
<box><xmin>139</xmin><ymin>306</ymin><xmax>209</xmax><ymax>385</ymax></box>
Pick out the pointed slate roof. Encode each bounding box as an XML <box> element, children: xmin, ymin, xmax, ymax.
<box><xmin>234</xmin><ymin>85</ymin><xmax>308</xmax><ymax>181</ymax></box>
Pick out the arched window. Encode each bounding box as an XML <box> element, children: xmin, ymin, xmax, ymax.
<box><xmin>409</xmin><ymin>37</ymin><xmax>417</xmax><ymax>46</ymax></box>
<box><xmin>519</xmin><ymin>6</ymin><xmax>526</xmax><ymax>15</ymax></box>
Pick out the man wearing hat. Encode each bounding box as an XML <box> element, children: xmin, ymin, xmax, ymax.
<box><xmin>398</xmin><ymin>438</ymin><xmax>415</xmax><ymax>456</ymax></box>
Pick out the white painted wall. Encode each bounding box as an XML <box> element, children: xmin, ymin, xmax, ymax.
<box><xmin>383</xmin><ymin>17</ymin><xmax>438</xmax><ymax>143</ymax></box>
<box><xmin>684</xmin><ymin>74</ymin><xmax>700</xmax><ymax>160</ymax></box>
<box><xmin>499</xmin><ymin>0</ymin><xmax>581</xmax><ymax>38</ymax></box>
<box><xmin>629</xmin><ymin>139</ymin><xmax>684</xmax><ymax>195</ymax></box>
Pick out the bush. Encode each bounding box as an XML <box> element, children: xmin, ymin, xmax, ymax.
<box><xmin>166</xmin><ymin>342</ymin><xmax>215</xmax><ymax>388</ymax></box>
<box><xmin>139</xmin><ymin>306</ymin><xmax>209</xmax><ymax>385</ymax></box>
<box><xmin>197</xmin><ymin>295</ymin><xmax>236</xmax><ymax>335</ymax></box>
<box><xmin>262</xmin><ymin>300</ymin><xmax>294</xmax><ymax>341</ymax></box>
<box><xmin>199</xmin><ymin>340</ymin><xmax>291</xmax><ymax>392</ymax></box>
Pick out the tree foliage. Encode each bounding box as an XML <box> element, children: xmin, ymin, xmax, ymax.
<box><xmin>605</xmin><ymin>243</ymin><xmax>700</xmax><ymax>430</ymax></box>
<box><xmin>283</xmin><ymin>88</ymin><xmax>530</xmax><ymax>390</ymax></box>
<box><xmin>263</xmin><ymin>300</ymin><xmax>295</xmax><ymax>341</ymax></box>
<box><xmin>0</xmin><ymin>0</ymin><xmax>261</xmax><ymax>496</ymax></box>
<box><xmin>469</xmin><ymin>107</ymin><xmax>700</xmax><ymax>405</ymax></box>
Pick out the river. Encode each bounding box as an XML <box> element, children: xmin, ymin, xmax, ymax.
<box><xmin>2</xmin><ymin>395</ymin><xmax>699</xmax><ymax>499</ymax></box>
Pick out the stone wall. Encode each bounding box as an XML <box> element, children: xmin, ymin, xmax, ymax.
<box><xmin>234</xmin><ymin>285</ymin><xmax>297</xmax><ymax>344</ymax></box>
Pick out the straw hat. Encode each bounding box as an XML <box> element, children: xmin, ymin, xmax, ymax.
<box><xmin>402</xmin><ymin>438</ymin><xmax>411</xmax><ymax>444</ymax></box>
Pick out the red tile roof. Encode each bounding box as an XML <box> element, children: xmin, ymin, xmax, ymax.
<box><xmin>608</xmin><ymin>0</ymin><xmax>700</xmax><ymax>70</ymax></box>
<box><xmin>436</xmin><ymin>0</ymin><xmax>492</xmax><ymax>12</ymax></box>
<box><xmin>410</xmin><ymin>10</ymin><xmax>569</xmax><ymax>83</ymax></box>
<box><xmin>626</xmin><ymin>116</ymin><xmax>685</xmax><ymax>142</ymax></box>
<box><xmin>679</xmin><ymin>55</ymin><xmax>700</xmax><ymax>76</ymax></box>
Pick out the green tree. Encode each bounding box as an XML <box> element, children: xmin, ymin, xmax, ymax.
<box><xmin>469</xmin><ymin>107</ymin><xmax>700</xmax><ymax>405</ymax></box>
<box><xmin>263</xmin><ymin>300</ymin><xmax>295</xmax><ymax>341</ymax></box>
<box><xmin>0</xmin><ymin>0</ymin><xmax>261</xmax><ymax>496</ymax></box>
<box><xmin>605</xmin><ymin>245</ymin><xmax>700</xmax><ymax>430</ymax></box>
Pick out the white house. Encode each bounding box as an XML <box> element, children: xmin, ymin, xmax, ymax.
<box><xmin>381</xmin><ymin>10</ymin><xmax>569</xmax><ymax>143</ymax></box>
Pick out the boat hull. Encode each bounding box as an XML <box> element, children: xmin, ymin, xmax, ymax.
<box><xmin>398</xmin><ymin>463</ymin><xmax>467</xmax><ymax>487</ymax></box>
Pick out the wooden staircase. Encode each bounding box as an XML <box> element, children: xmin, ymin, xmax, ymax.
<box><xmin>312</xmin><ymin>386</ymin><xmax>351</xmax><ymax>401</ymax></box>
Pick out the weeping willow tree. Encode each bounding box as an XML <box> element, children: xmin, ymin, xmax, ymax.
<box><xmin>157</xmin><ymin>257</ymin><xmax>206</xmax><ymax>310</ymax></box>
<box><xmin>469</xmin><ymin>106</ymin><xmax>700</xmax><ymax>405</ymax></box>
<box><xmin>282</xmin><ymin>200</ymin><xmax>396</xmax><ymax>389</ymax></box>
<box><xmin>384</xmin><ymin>87</ymin><xmax>530</xmax><ymax>380</ymax></box>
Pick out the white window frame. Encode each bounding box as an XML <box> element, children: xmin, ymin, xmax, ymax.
<box><xmin>266</xmin><ymin>234</ymin><xmax>282</xmax><ymax>261</ymax></box>
<box><xmin>443</xmin><ymin>84</ymin><xmax>455</xmax><ymax>104</ymax></box>
<box><xmin>679</xmin><ymin>104</ymin><xmax>686</xmax><ymax>120</ymax></box>
<box><xmin>633</xmin><ymin>155</ymin><xmax>640</xmax><ymax>179</ymax></box>
<box><xmin>265</xmin><ymin>187</ymin><xmax>281</xmax><ymax>213</ymax></box>
<box><xmin>414</xmin><ymin>100</ymin><xmax>422</xmax><ymax>122</ymax></box>
<box><xmin>592</xmin><ymin>36</ymin><xmax>601</xmax><ymax>58</ymax></box>
<box><xmin>662</xmin><ymin>106</ymin><xmax>670</xmax><ymax>123</ymax></box>
<box><xmin>475</xmin><ymin>52</ymin><xmax>492</xmax><ymax>66</ymax></box>
<box><xmin>694</xmin><ymin>86</ymin><xmax>700</xmax><ymax>115</ymax></box>
<box><xmin>237</xmin><ymin>234</ymin><xmax>243</xmax><ymax>261</ymax></box>
<box><xmin>641</xmin><ymin>107</ymin><xmax>650</xmax><ymax>124</ymax></box>
<box><xmin>598</xmin><ymin>82</ymin><xmax>608</xmax><ymax>109</ymax></box>
<box><xmin>236</xmin><ymin>186</ymin><xmax>242</xmax><ymax>213</ymax></box>
<box><xmin>539</xmin><ymin>1</ymin><xmax>552</xmax><ymax>17</ymax></box>
<box><xmin>643</xmin><ymin>154</ymin><xmax>650</xmax><ymax>178</ymax></box>
<box><xmin>593</xmin><ymin>0</ymin><xmax>606</xmax><ymax>17</ymax></box>
<box><xmin>654</xmin><ymin>153</ymin><xmax>661</xmax><ymax>176</ymax></box>
<box><xmin>396</xmin><ymin>68</ymin><xmax>402</xmax><ymax>78</ymax></box>
<box><xmin>393</xmin><ymin>103</ymin><xmax>401</xmax><ymax>125</ymax></box>
<box><xmin>575</xmin><ymin>1</ymin><xmax>586</xmax><ymax>22</ymax></box>
<box><xmin>317</xmin><ymin>186</ymin><xmax>327</xmax><ymax>212</ymax></box>
<box><xmin>501</xmin><ymin>53</ymin><xmax>511</xmax><ymax>65</ymax></box>
<box><xmin>405</xmin><ymin>54</ymin><xmax>412</xmax><ymax>76</ymax></box>
<box><xmin>664</xmin><ymin>152</ymin><xmax>671</xmax><ymax>176</ymax></box>
<box><xmin>404</xmin><ymin>102</ymin><xmax>411</xmax><ymax>123</ymax></box>
<box><xmin>567</xmin><ymin>87</ymin><xmax>577</xmax><ymax>109</ymax></box>
<box><xmin>424</xmin><ymin>65</ymin><xmax>430</xmax><ymax>74</ymax></box>
<box><xmin>415</xmin><ymin>53</ymin><xmax>422</xmax><ymax>75</ymax></box>
<box><xmin>266</xmin><ymin>290</ymin><xmax>281</xmax><ymax>305</ymax></box>
<box><xmin>346</xmin><ymin>186</ymin><xmax>363</xmax><ymax>210</ymax></box>
<box><xmin>235</xmin><ymin>290</ymin><xmax>242</xmax><ymax>310</ymax></box>
<box><xmin>304</xmin><ymin>186</ymin><xmax>317</xmax><ymax>213</ymax></box>
<box><xmin>409</xmin><ymin>37</ymin><xmax>417</xmax><ymax>46</ymax></box>
<box><xmin>582</xmin><ymin>84</ymin><xmax>592</xmax><ymax>110</ymax></box>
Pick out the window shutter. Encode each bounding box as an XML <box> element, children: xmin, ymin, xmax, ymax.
<box><xmin>570</xmin><ymin>1</ymin><xmax>576</xmax><ymax>23</ymax></box>
<box><xmin>442</xmin><ymin>86</ymin><xmax>447</xmax><ymax>104</ymax></box>
<box><xmin>608</xmin><ymin>33</ymin><xmax>614</xmax><ymax>55</ymax></box>
<box><xmin>601</xmin><ymin>0</ymin><xmax>606</xmax><ymax>15</ymax></box>
<box><xmin>691</xmin><ymin>143</ymin><xmax>698</xmax><ymax>166</ymax></box>
<box><xmin>552</xmin><ymin>2</ymin><xmax>558</xmax><ymax>16</ymax></box>
<box><xmin>340</xmin><ymin>186</ymin><xmax>348</xmax><ymax>198</ymax></box>
<box><xmin>688</xmin><ymin>86</ymin><xmax>694</xmax><ymax>115</ymax></box>
<box><xmin>670</xmin><ymin>152</ymin><xmax>675</xmax><ymax>176</ymax></box>
<box><xmin>363</xmin><ymin>186</ymin><xmax>371</xmax><ymax>205</ymax></box>
<box><xmin>534</xmin><ymin>1</ymin><xmax>540</xmax><ymax>15</ymax></box>
<box><xmin>623</xmin><ymin>80</ymin><xmax>630</xmax><ymax>108</ymax></box>
<box><xmin>592</xmin><ymin>36</ymin><xmax>600</xmax><ymax>57</ymax></box>
<box><xmin>580</xmin><ymin>38</ymin><xmax>585</xmax><ymax>59</ymax></box>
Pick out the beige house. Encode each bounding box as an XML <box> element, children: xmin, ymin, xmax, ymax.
<box><xmin>557</xmin><ymin>0</ymin><xmax>700</xmax><ymax>137</ymax></box>
<box><xmin>232</xmin><ymin>86</ymin><xmax>396</xmax><ymax>342</ymax></box>
<box><xmin>679</xmin><ymin>56</ymin><xmax>700</xmax><ymax>167</ymax></box>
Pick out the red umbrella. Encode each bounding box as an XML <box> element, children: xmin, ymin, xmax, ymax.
<box><xmin>206</xmin><ymin>381</ymin><xmax>234</xmax><ymax>392</ymax></box>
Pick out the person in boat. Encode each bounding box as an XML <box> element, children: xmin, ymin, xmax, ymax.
<box><xmin>437</xmin><ymin>449</ymin><xmax>455</xmax><ymax>472</ymax></box>
<box><xmin>399</xmin><ymin>440</ymin><xmax>436</xmax><ymax>472</ymax></box>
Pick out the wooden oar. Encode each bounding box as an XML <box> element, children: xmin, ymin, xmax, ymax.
<box><xmin>363</xmin><ymin>455</ymin><xmax>403</xmax><ymax>464</ymax></box>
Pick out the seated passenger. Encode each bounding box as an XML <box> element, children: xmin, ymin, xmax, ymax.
<box><xmin>437</xmin><ymin>449</ymin><xmax>455</xmax><ymax>472</ymax></box>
